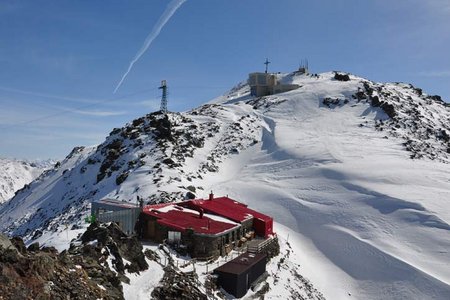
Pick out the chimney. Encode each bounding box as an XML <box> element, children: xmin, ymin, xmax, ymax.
<box><xmin>138</xmin><ymin>196</ymin><xmax>144</xmax><ymax>210</ymax></box>
<box><xmin>209</xmin><ymin>191</ymin><xmax>214</xmax><ymax>201</ymax></box>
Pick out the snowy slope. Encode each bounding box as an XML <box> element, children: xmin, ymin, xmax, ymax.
<box><xmin>206</xmin><ymin>72</ymin><xmax>450</xmax><ymax>299</ymax></box>
<box><xmin>0</xmin><ymin>158</ymin><xmax>52</xmax><ymax>204</ymax></box>
<box><xmin>1</xmin><ymin>71</ymin><xmax>449</xmax><ymax>299</ymax></box>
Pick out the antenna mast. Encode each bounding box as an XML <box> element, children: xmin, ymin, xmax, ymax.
<box><xmin>264</xmin><ymin>58</ymin><xmax>271</xmax><ymax>74</ymax></box>
<box><xmin>159</xmin><ymin>80</ymin><xmax>168</xmax><ymax>114</ymax></box>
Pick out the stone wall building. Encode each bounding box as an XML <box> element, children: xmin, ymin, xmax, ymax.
<box><xmin>93</xmin><ymin>194</ymin><xmax>275</xmax><ymax>259</ymax></box>
<box><xmin>135</xmin><ymin>194</ymin><xmax>274</xmax><ymax>259</ymax></box>
<box><xmin>136</xmin><ymin>202</ymin><xmax>242</xmax><ymax>258</ymax></box>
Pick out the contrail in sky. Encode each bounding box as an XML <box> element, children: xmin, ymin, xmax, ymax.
<box><xmin>113</xmin><ymin>0</ymin><xmax>187</xmax><ymax>93</ymax></box>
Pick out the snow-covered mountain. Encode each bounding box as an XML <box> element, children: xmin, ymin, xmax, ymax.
<box><xmin>1</xmin><ymin>71</ymin><xmax>449</xmax><ymax>299</ymax></box>
<box><xmin>0</xmin><ymin>158</ymin><xmax>53</xmax><ymax>204</ymax></box>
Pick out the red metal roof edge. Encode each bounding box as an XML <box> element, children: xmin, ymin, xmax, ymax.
<box><xmin>142</xmin><ymin>203</ymin><xmax>239</xmax><ymax>235</ymax></box>
<box><xmin>141</xmin><ymin>196</ymin><xmax>273</xmax><ymax>235</ymax></box>
<box><xmin>182</xmin><ymin>196</ymin><xmax>273</xmax><ymax>223</ymax></box>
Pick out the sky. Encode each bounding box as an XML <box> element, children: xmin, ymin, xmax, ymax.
<box><xmin>0</xmin><ymin>0</ymin><xmax>449</xmax><ymax>160</ymax></box>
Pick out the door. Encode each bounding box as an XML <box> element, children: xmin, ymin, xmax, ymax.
<box><xmin>146</xmin><ymin>220</ymin><xmax>156</xmax><ymax>239</ymax></box>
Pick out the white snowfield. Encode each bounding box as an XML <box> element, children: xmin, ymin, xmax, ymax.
<box><xmin>204</xmin><ymin>72</ymin><xmax>450</xmax><ymax>299</ymax></box>
<box><xmin>1</xmin><ymin>71</ymin><xmax>449</xmax><ymax>299</ymax></box>
<box><xmin>0</xmin><ymin>158</ymin><xmax>52</xmax><ymax>204</ymax></box>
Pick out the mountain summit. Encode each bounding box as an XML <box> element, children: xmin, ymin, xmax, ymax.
<box><xmin>1</xmin><ymin>71</ymin><xmax>449</xmax><ymax>299</ymax></box>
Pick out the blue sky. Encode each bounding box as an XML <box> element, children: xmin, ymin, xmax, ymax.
<box><xmin>1</xmin><ymin>0</ymin><xmax>449</xmax><ymax>159</ymax></box>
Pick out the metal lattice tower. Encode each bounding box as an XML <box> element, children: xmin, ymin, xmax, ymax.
<box><xmin>264</xmin><ymin>58</ymin><xmax>271</xmax><ymax>73</ymax></box>
<box><xmin>159</xmin><ymin>80</ymin><xmax>168</xmax><ymax>114</ymax></box>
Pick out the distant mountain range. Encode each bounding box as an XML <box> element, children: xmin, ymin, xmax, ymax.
<box><xmin>1</xmin><ymin>70</ymin><xmax>449</xmax><ymax>299</ymax></box>
<box><xmin>0</xmin><ymin>158</ymin><xmax>54</xmax><ymax>204</ymax></box>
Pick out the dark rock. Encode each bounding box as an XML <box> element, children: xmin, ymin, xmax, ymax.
<box><xmin>382</xmin><ymin>103</ymin><xmax>396</xmax><ymax>118</ymax></box>
<box><xmin>116</xmin><ymin>171</ymin><xmax>129</xmax><ymax>185</ymax></box>
<box><xmin>87</xmin><ymin>158</ymin><xmax>98</xmax><ymax>165</ymax></box>
<box><xmin>186</xmin><ymin>185</ymin><xmax>196</xmax><ymax>193</ymax></box>
<box><xmin>110</xmin><ymin>128</ymin><xmax>122</xmax><ymax>135</ymax></box>
<box><xmin>132</xmin><ymin>118</ymin><xmax>145</xmax><ymax>127</ymax></box>
<box><xmin>430</xmin><ymin>95</ymin><xmax>442</xmax><ymax>102</ymax></box>
<box><xmin>10</xmin><ymin>237</ymin><xmax>27</xmax><ymax>254</ymax></box>
<box><xmin>27</xmin><ymin>242</ymin><xmax>40</xmax><ymax>252</ymax></box>
<box><xmin>186</xmin><ymin>191</ymin><xmax>196</xmax><ymax>200</ymax></box>
<box><xmin>323</xmin><ymin>97</ymin><xmax>341</xmax><ymax>107</ymax></box>
<box><xmin>41</xmin><ymin>246</ymin><xmax>58</xmax><ymax>255</ymax></box>
<box><xmin>0</xmin><ymin>237</ymin><xmax>109</xmax><ymax>299</ymax></box>
<box><xmin>152</xmin><ymin>267</ymin><xmax>207</xmax><ymax>300</ymax></box>
<box><xmin>334</xmin><ymin>72</ymin><xmax>350</xmax><ymax>81</ymax></box>
<box><xmin>371</xmin><ymin>95</ymin><xmax>381</xmax><ymax>107</ymax></box>
<box><xmin>414</xmin><ymin>87</ymin><xmax>423</xmax><ymax>96</ymax></box>
<box><xmin>438</xmin><ymin>129</ymin><xmax>449</xmax><ymax>142</ymax></box>
<box><xmin>80</xmin><ymin>222</ymin><xmax>148</xmax><ymax>275</ymax></box>
<box><xmin>162</xmin><ymin>158</ymin><xmax>176</xmax><ymax>167</ymax></box>
<box><xmin>0</xmin><ymin>248</ymin><xmax>20</xmax><ymax>263</ymax></box>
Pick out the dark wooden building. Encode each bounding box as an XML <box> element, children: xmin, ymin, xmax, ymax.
<box><xmin>214</xmin><ymin>252</ymin><xmax>267</xmax><ymax>298</ymax></box>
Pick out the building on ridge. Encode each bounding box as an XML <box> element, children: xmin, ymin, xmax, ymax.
<box><xmin>135</xmin><ymin>193</ymin><xmax>275</xmax><ymax>259</ymax></box>
<box><xmin>248</xmin><ymin>72</ymin><xmax>300</xmax><ymax>97</ymax></box>
<box><xmin>91</xmin><ymin>193</ymin><xmax>276</xmax><ymax>259</ymax></box>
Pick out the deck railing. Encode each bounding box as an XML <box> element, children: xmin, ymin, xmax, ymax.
<box><xmin>248</xmin><ymin>235</ymin><xmax>278</xmax><ymax>253</ymax></box>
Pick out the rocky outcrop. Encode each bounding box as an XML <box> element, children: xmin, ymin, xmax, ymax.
<box><xmin>0</xmin><ymin>223</ymin><xmax>154</xmax><ymax>300</ymax></box>
<box><xmin>0</xmin><ymin>233</ymin><xmax>109</xmax><ymax>299</ymax></box>
<box><xmin>151</xmin><ymin>266</ymin><xmax>207</xmax><ymax>300</ymax></box>
<box><xmin>362</xmin><ymin>81</ymin><xmax>450</xmax><ymax>161</ymax></box>
<box><xmin>334</xmin><ymin>72</ymin><xmax>350</xmax><ymax>81</ymax></box>
<box><xmin>77</xmin><ymin>222</ymin><xmax>148</xmax><ymax>274</ymax></box>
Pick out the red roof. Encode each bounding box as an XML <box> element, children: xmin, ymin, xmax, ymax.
<box><xmin>142</xmin><ymin>203</ymin><xmax>238</xmax><ymax>235</ymax></box>
<box><xmin>181</xmin><ymin>197</ymin><xmax>272</xmax><ymax>223</ymax></box>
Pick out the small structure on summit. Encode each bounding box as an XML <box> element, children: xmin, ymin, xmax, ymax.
<box><xmin>248</xmin><ymin>59</ymin><xmax>301</xmax><ymax>97</ymax></box>
<box><xmin>297</xmin><ymin>58</ymin><xmax>309</xmax><ymax>75</ymax></box>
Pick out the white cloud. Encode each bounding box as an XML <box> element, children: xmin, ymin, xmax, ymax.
<box><xmin>0</xmin><ymin>86</ymin><xmax>103</xmax><ymax>104</ymax></box>
<box><xmin>135</xmin><ymin>99</ymin><xmax>160</xmax><ymax>110</ymax></box>
<box><xmin>417</xmin><ymin>70</ymin><xmax>450</xmax><ymax>77</ymax></box>
<box><xmin>71</xmin><ymin>109</ymin><xmax>127</xmax><ymax>117</ymax></box>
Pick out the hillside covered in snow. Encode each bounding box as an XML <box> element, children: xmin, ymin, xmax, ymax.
<box><xmin>0</xmin><ymin>158</ymin><xmax>53</xmax><ymax>204</ymax></box>
<box><xmin>1</xmin><ymin>71</ymin><xmax>449</xmax><ymax>299</ymax></box>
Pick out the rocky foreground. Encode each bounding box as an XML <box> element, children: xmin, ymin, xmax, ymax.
<box><xmin>0</xmin><ymin>223</ymin><xmax>143</xmax><ymax>299</ymax></box>
<box><xmin>0</xmin><ymin>222</ymin><xmax>213</xmax><ymax>300</ymax></box>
